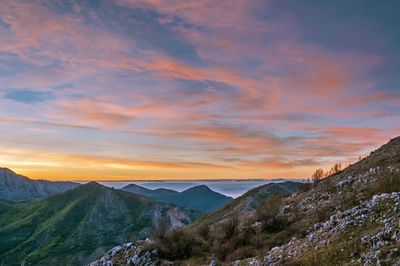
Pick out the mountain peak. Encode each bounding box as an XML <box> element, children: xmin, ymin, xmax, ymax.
<box><xmin>0</xmin><ymin>167</ymin><xmax>79</xmax><ymax>201</ymax></box>
<box><xmin>85</xmin><ymin>181</ymin><xmax>101</xmax><ymax>186</ymax></box>
<box><xmin>78</xmin><ymin>181</ymin><xmax>108</xmax><ymax>191</ymax></box>
<box><xmin>185</xmin><ymin>184</ymin><xmax>212</xmax><ymax>192</ymax></box>
<box><xmin>0</xmin><ymin>167</ymin><xmax>17</xmax><ymax>175</ymax></box>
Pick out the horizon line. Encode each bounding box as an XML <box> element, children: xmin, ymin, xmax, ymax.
<box><xmin>48</xmin><ymin>178</ymin><xmax>308</xmax><ymax>182</ymax></box>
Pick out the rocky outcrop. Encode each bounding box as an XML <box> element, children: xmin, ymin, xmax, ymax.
<box><xmin>89</xmin><ymin>242</ymin><xmax>158</xmax><ymax>266</ymax></box>
<box><xmin>263</xmin><ymin>191</ymin><xmax>400</xmax><ymax>265</ymax></box>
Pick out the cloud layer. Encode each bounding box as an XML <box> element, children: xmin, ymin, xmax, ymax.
<box><xmin>0</xmin><ymin>0</ymin><xmax>399</xmax><ymax>180</ymax></box>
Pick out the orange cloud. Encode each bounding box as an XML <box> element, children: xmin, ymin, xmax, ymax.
<box><xmin>1</xmin><ymin>147</ymin><xmax>233</xmax><ymax>170</ymax></box>
<box><xmin>118</xmin><ymin>0</ymin><xmax>268</xmax><ymax>31</ymax></box>
<box><xmin>0</xmin><ymin>117</ymin><xmax>98</xmax><ymax>130</ymax></box>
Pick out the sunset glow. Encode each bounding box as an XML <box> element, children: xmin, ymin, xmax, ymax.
<box><xmin>0</xmin><ymin>0</ymin><xmax>399</xmax><ymax>180</ymax></box>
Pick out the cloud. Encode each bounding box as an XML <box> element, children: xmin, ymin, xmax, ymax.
<box><xmin>1</xmin><ymin>147</ymin><xmax>233</xmax><ymax>170</ymax></box>
<box><xmin>118</xmin><ymin>0</ymin><xmax>269</xmax><ymax>31</ymax></box>
<box><xmin>0</xmin><ymin>116</ymin><xmax>98</xmax><ymax>130</ymax></box>
<box><xmin>0</xmin><ymin>0</ymin><xmax>399</xmax><ymax>180</ymax></box>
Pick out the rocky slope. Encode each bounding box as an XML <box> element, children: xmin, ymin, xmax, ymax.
<box><xmin>0</xmin><ymin>182</ymin><xmax>201</xmax><ymax>265</ymax></box>
<box><xmin>89</xmin><ymin>136</ymin><xmax>400</xmax><ymax>265</ymax></box>
<box><xmin>238</xmin><ymin>136</ymin><xmax>400</xmax><ymax>265</ymax></box>
<box><xmin>0</xmin><ymin>167</ymin><xmax>78</xmax><ymax>201</ymax></box>
<box><xmin>123</xmin><ymin>184</ymin><xmax>233</xmax><ymax>212</ymax></box>
<box><xmin>89</xmin><ymin>241</ymin><xmax>159</xmax><ymax>266</ymax></box>
<box><xmin>263</xmin><ymin>191</ymin><xmax>400</xmax><ymax>265</ymax></box>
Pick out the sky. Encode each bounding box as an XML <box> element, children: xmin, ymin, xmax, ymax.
<box><xmin>0</xmin><ymin>0</ymin><xmax>399</xmax><ymax>181</ymax></box>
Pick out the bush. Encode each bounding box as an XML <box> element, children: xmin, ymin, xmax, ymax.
<box><xmin>157</xmin><ymin>229</ymin><xmax>200</xmax><ymax>260</ymax></box>
<box><xmin>318</xmin><ymin>178</ymin><xmax>337</xmax><ymax>195</ymax></box>
<box><xmin>226</xmin><ymin>247</ymin><xmax>256</xmax><ymax>261</ymax></box>
<box><xmin>255</xmin><ymin>194</ymin><xmax>283</xmax><ymax>232</ymax></box>
<box><xmin>372</xmin><ymin>168</ymin><xmax>400</xmax><ymax>194</ymax></box>
<box><xmin>212</xmin><ymin>241</ymin><xmax>230</xmax><ymax>261</ymax></box>
<box><xmin>298</xmin><ymin>182</ymin><xmax>312</xmax><ymax>193</ymax></box>
<box><xmin>151</xmin><ymin>216</ymin><xmax>169</xmax><ymax>241</ymax></box>
<box><xmin>311</xmin><ymin>168</ymin><xmax>324</xmax><ymax>182</ymax></box>
<box><xmin>222</xmin><ymin>215</ymin><xmax>239</xmax><ymax>240</ymax></box>
<box><xmin>315</xmin><ymin>204</ymin><xmax>333</xmax><ymax>222</ymax></box>
<box><xmin>330</xmin><ymin>162</ymin><xmax>342</xmax><ymax>175</ymax></box>
<box><xmin>198</xmin><ymin>223</ymin><xmax>210</xmax><ymax>240</ymax></box>
<box><xmin>209</xmin><ymin>215</ymin><xmax>257</xmax><ymax>261</ymax></box>
<box><xmin>263</xmin><ymin>216</ymin><xmax>288</xmax><ymax>233</ymax></box>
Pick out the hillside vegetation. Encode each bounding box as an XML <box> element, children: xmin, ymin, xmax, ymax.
<box><xmin>0</xmin><ymin>182</ymin><xmax>200</xmax><ymax>265</ymax></box>
<box><xmin>93</xmin><ymin>136</ymin><xmax>400</xmax><ymax>265</ymax></box>
<box><xmin>189</xmin><ymin>181</ymin><xmax>299</xmax><ymax>231</ymax></box>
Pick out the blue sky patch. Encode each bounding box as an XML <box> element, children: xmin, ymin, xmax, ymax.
<box><xmin>4</xmin><ymin>89</ymin><xmax>53</xmax><ymax>104</ymax></box>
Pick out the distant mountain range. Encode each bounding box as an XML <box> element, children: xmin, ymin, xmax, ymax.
<box><xmin>121</xmin><ymin>183</ymin><xmax>179</xmax><ymax>201</ymax></box>
<box><xmin>0</xmin><ymin>167</ymin><xmax>299</xmax><ymax>265</ymax></box>
<box><xmin>0</xmin><ymin>168</ymin><xmax>79</xmax><ymax>201</ymax></box>
<box><xmin>0</xmin><ymin>181</ymin><xmax>200</xmax><ymax>265</ymax></box>
<box><xmin>122</xmin><ymin>183</ymin><xmax>233</xmax><ymax>212</ymax></box>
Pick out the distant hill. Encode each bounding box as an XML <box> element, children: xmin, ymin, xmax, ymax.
<box><xmin>122</xmin><ymin>183</ymin><xmax>179</xmax><ymax>201</ymax></box>
<box><xmin>164</xmin><ymin>185</ymin><xmax>233</xmax><ymax>212</ymax></box>
<box><xmin>0</xmin><ymin>168</ymin><xmax>78</xmax><ymax>201</ymax></box>
<box><xmin>190</xmin><ymin>181</ymin><xmax>300</xmax><ymax>230</ymax></box>
<box><xmin>122</xmin><ymin>184</ymin><xmax>233</xmax><ymax>212</ymax></box>
<box><xmin>0</xmin><ymin>182</ymin><xmax>201</xmax><ymax>265</ymax></box>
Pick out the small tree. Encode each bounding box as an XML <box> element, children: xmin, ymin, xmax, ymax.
<box><xmin>330</xmin><ymin>162</ymin><xmax>342</xmax><ymax>175</ymax></box>
<box><xmin>222</xmin><ymin>214</ymin><xmax>239</xmax><ymax>240</ymax></box>
<box><xmin>151</xmin><ymin>216</ymin><xmax>169</xmax><ymax>241</ymax></box>
<box><xmin>311</xmin><ymin>168</ymin><xmax>324</xmax><ymax>182</ymax></box>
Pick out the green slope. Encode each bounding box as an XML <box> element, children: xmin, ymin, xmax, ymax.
<box><xmin>0</xmin><ymin>182</ymin><xmax>200</xmax><ymax>265</ymax></box>
<box><xmin>189</xmin><ymin>181</ymin><xmax>299</xmax><ymax>230</ymax></box>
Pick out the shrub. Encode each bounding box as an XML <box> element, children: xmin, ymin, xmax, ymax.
<box><xmin>315</xmin><ymin>205</ymin><xmax>333</xmax><ymax>222</ymax></box>
<box><xmin>226</xmin><ymin>247</ymin><xmax>256</xmax><ymax>261</ymax></box>
<box><xmin>209</xmin><ymin>215</ymin><xmax>256</xmax><ymax>261</ymax></box>
<box><xmin>212</xmin><ymin>241</ymin><xmax>230</xmax><ymax>261</ymax></box>
<box><xmin>263</xmin><ymin>216</ymin><xmax>288</xmax><ymax>233</ymax></box>
<box><xmin>151</xmin><ymin>216</ymin><xmax>169</xmax><ymax>241</ymax></box>
<box><xmin>311</xmin><ymin>168</ymin><xmax>324</xmax><ymax>182</ymax></box>
<box><xmin>237</xmin><ymin>225</ymin><xmax>255</xmax><ymax>247</ymax></box>
<box><xmin>318</xmin><ymin>178</ymin><xmax>336</xmax><ymax>195</ymax></box>
<box><xmin>198</xmin><ymin>223</ymin><xmax>210</xmax><ymax>241</ymax></box>
<box><xmin>255</xmin><ymin>194</ymin><xmax>283</xmax><ymax>232</ymax></box>
<box><xmin>373</xmin><ymin>168</ymin><xmax>400</xmax><ymax>194</ymax></box>
<box><xmin>222</xmin><ymin>215</ymin><xmax>239</xmax><ymax>240</ymax></box>
<box><xmin>325</xmin><ymin>162</ymin><xmax>342</xmax><ymax>177</ymax></box>
<box><xmin>298</xmin><ymin>182</ymin><xmax>312</xmax><ymax>193</ymax></box>
<box><xmin>157</xmin><ymin>229</ymin><xmax>199</xmax><ymax>260</ymax></box>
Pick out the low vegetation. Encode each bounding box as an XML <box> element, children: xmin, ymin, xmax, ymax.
<box><xmin>137</xmin><ymin>136</ymin><xmax>400</xmax><ymax>265</ymax></box>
